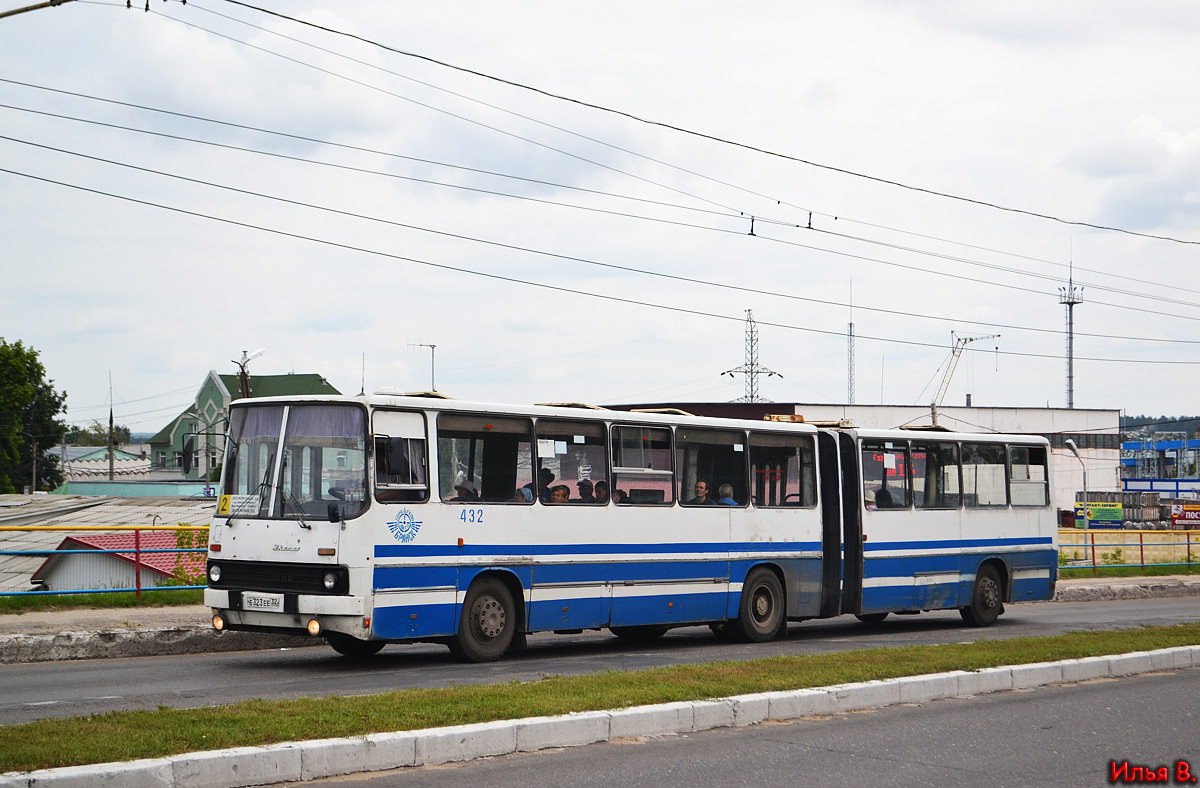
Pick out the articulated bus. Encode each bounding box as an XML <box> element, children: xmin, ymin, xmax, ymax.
<box><xmin>204</xmin><ymin>393</ymin><xmax>1057</xmax><ymax>662</ymax></box>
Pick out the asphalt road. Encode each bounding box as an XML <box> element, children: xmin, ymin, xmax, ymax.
<box><xmin>312</xmin><ymin>667</ymin><xmax>1200</xmax><ymax>788</ymax></box>
<box><xmin>0</xmin><ymin>597</ymin><xmax>1197</xmax><ymax>726</ymax></box>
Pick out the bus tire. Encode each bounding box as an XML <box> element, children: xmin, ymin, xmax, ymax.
<box><xmin>450</xmin><ymin>577</ymin><xmax>515</xmax><ymax>662</ymax></box>
<box><xmin>732</xmin><ymin>567</ymin><xmax>785</xmax><ymax>642</ymax></box>
<box><xmin>326</xmin><ymin>632</ymin><xmax>385</xmax><ymax>658</ymax></box>
<box><xmin>610</xmin><ymin>625</ymin><xmax>668</xmax><ymax>641</ymax></box>
<box><xmin>960</xmin><ymin>564</ymin><xmax>1003</xmax><ymax>627</ymax></box>
<box><xmin>854</xmin><ymin>612</ymin><xmax>889</xmax><ymax>625</ymax></box>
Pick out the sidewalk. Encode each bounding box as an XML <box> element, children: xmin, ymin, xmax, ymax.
<box><xmin>1</xmin><ymin>575</ymin><xmax>1198</xmax><ymax>664</ymax></box>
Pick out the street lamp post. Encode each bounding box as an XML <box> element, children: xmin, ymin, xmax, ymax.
<box><xmin>1065</xmin><ymin>438</ymin><xmax>1088</xmax><ymax>529</ymax></box>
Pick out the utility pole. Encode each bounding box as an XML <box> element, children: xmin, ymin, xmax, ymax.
<box><xmin>847</xmin><ymin>281</ymin><xmax>855</xmax><ymax>405</ymax></box>
<box><xmin>108</xmin><ymin>371</ymin><xmax>114</xmax><ymax>481</ymax></box>
<box><xmin>722</xmin><ymin>309</ymin><xmax>780</xmax><ymax>403</ymax></box>
<box><xmin>1059</xmin><ymin>263</ymin><xmax>1083</xmax><ymax>409</ymax></box>
<box><xmin>30</xmin><ymin>437</ymin><xmax>36</xmax><ymax>492</ymax></box>
<box><xmin>0</xmin><ymin>0</ymin><xmax>79</xmax><ymax>20</ymax></box>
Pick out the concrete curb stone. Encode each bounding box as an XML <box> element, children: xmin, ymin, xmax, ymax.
<box><xmin>2</xmin><ymin>645</ymin><xmax>1197</xmax><ymax>788</ymax></box>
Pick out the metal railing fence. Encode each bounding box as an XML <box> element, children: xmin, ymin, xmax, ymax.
<box><xmin>1058</xmin><ymin>528</ymin><xmax>1197</xmax><ymax>571</ymax></box>
<box><xmin>0</xmin><ymin>524</ymin><xmax>208</xmax><ymax>597</ymax></box>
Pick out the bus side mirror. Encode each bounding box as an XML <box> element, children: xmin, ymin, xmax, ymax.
<box><xmin>183</xmin><ymin>437</ymin><xmax>195</xmax><ymax>474</ymax></box>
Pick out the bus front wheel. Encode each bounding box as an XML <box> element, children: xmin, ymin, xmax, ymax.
<box><xmin>960</xmin><ymin>564</ymin><xmax>1004</xmax><ymax>627</ymax></box>
<box><xmin>731</xmin><ymin>567</ymin><xmax>785</xmax><ymax>642</ymax></box>
<box><xmin>450</xmin><ymin>577</ymin><xmax>515</xmax><ymax>662</ymax></box>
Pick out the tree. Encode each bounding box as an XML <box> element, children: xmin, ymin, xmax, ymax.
<box><xmin>65</xmin><ymin>420</ymin><xmax>131</xmax><ymax>446</ymax></box>
<box><xmin>0</xmin><ymin>339</ymin><xmax>67</xmax><ymax>493</ymax></box>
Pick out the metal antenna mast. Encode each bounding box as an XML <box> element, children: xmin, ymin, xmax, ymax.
<box><xmin>723</xmin><ymin>309</ymin><xmax>779</xmax><ymax>402</ymax></box>
<box><xmin>847</xmin><ymin>281</ymin><xmax>855</xmax><ymax>405</ymax></box>
<box><xmin>1058</xmin><ymin>258</ymin><xmax>1083</xmax><ymax>409</ymax></box>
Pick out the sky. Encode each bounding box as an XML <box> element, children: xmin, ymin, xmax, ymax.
<box><xmin>1</xmin><ymin>1</ymin><xmax>1198</xmax><ymax>434</ymax></box>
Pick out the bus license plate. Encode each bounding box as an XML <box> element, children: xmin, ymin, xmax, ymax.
<box><xmin>242</xmin><ymin>592</ymin><xmax>283</xmax><ymax>612</ymax></box>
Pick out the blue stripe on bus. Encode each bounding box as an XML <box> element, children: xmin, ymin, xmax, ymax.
<box><xmin>863</xmin><ymin>536</ymin><xmax>1053</xmax><ymax>553</ymax></box>
<box><xmin>372</xmin><ymin>560</ymin><xmax>737</xmax><ymax>591</ymax></box>
<box><xmin>374</xmin><ymin>541</ymin><xmax>816</xmax><ymax>559</ymax></box>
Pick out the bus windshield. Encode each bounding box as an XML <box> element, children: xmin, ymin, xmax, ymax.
<box><xmin>223</xmin><ymin>403</ymin><xmax>368</xmax><ymax>520</ymax></box>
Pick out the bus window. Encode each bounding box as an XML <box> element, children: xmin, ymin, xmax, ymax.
<box><xmin>224</xmin><ymin>405</ymin><xmax>284</xmax><ymax>518</ymax></box>
<box><xmin>1009</xmin><ymin>445</ymin><xmax>1049</xmax><ymax>507</ymax></box>
<box><xmin>861</xmin><ymin>440</ymin><xmax>909</xmax><ymax>509</ymax></box>
<box><xmin>535</xmin><ymin>419</ymin><xmax>606</xmax><ymax>504</ymax></box>
<box><xmin>437</xmin><ymin>414</ymin><xmax>533</xmax><ymax>504</ymax></box>
<box><xmin>278</xmin><ymin>404</ymin><xmax>368</xmax><ymax>520</ymax></box>
<box><xmin>748</xmin><ymin>432</ymin><xmax>816</xmax><ymax>508</ymax></box>
<box><xmin>611</xmin><ymin>425</ymin><xmax>674</xmax><ymax>505</ymax></box>
<box><xmin>912</xmin><ymin>442</ymin><xmax>961</xmax><ymax>509</ymax></box>
<box><xmin>373</xmin><ymin>410</ymin><xmax>428</xmax><ymax>503</ymax></box>
<box><xmin>675</xmin><ymin>427</ymin><xmax>747</xmax><ymax>506</ymax></box>
<box><xmin>963</xmin><ymin>443</ymin><xmax>1007</xmax><ymax>508</ymax></box>
<box><xmin>374</xmin><ymin>437</ymin><xmax>428</xmax><ymax>503</ymax></box>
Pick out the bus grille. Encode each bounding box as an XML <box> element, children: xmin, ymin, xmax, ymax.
<box><xmin>207</xmin><ymin>560</ymin><xmax>347</xmax><ymax>595</ymax></box>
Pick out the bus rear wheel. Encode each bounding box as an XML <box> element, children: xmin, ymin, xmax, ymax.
<box><xmin>731</xmin><ymin>567</ymin><xmax>785</xmax><ymax>642</ymax></box>
<box><xmin>450</xmin><ymin>577</ymin><xmax>515</xmax><ymax>662</ymax></box>
<box><xmin>960</xmin><ymin>564</ymin><xmax>1004</xmax><ymax>627</ymax></box>
<box><xmin>326</xmin><ymin>632</ymin><xmax>385</xmax><ymax>658</ymax></box>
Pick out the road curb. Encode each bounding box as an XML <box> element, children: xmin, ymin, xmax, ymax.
<box><xmin>3</xmin><ymin>645</ymin><xmax>1196</xmax><ymax>788</ymax></box>
<box><xmin>1052</xmin><ymin>576</ymin><xmax>1200</xmax><ymax>602</ymax></box>
<box><xmin>0</xmin><ymin>627</ymin><xmax>316</xmax><ymax>664</ymax></box>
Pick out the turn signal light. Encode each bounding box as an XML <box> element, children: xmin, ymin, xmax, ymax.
<box><xmin>210</xmin><ymin>544</ymin><xmax>222</xmax><ymax>553</ymax></box>
<box><xmin>307</xmin><ymin>619</ymin><xmax>322</xmax><ymax>636</ymax></box>
<box><xmin>212</xmin><ymin>614</ymin><xmax>225</xmax><ymax>631</ymax></box>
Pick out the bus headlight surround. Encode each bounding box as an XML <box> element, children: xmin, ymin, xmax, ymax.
<box><xmin>323</xmin><ymin>571</ymin><xmax>337</xmax><ymax>590</ymax></box>
<box><xmin>208</xmin><ymin>564</ymin><xmax>222</xmax><ymax>583</ymax></box>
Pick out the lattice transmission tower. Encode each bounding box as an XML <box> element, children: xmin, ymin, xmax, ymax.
<box><xmin>1059</xmin><ymin>264</ymin><xmax>1084</xmax><ymax>409</ymax></box>
<box><xmin>723</xmin><ymin>309</ymin><xmax>779</xmax><ymax>402</ymax></box>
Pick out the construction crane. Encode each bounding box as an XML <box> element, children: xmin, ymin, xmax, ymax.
<box><xmin>933</xmin><ymin>332</ymin><xmax>1000</xmax><ymax>408</ymax></box>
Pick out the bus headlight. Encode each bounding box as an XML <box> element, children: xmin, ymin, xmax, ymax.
<box><xmin>208</xmin><ymin>564</ymin><xmax>222</xmax><ymax>583</ymax></box>
<box><xmin>323</xmin><ymin>571</ymin><xmax>337</xmax><ymax>590</ymax></box>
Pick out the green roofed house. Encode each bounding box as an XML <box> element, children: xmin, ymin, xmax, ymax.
<box><xmin>148</xmin><ymin>371</ymin><xmax>340</xmax><ymax>481</ymax></box>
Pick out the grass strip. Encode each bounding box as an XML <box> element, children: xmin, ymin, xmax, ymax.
<box><xmin>1058</xmin><ymin>565</ymin><xmax>1200</xmax><ymax>580</ymax></box>
<box><xmin>2</xmin><ymin>623</ymin><xmax>1197</xmax><ymax>773</ymax></box>
<box><xmin>0</xmin><ymin>590</ymin><xmax>203</xmax><ymax>615</ymax></box>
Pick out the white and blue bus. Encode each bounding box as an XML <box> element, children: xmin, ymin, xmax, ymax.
<box><xmin>204</xmin><ymin>393</ymin><xmax>1057</xmax><ymax>661</ymax></box>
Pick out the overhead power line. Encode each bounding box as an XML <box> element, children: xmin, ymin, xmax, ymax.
<box><xmin>3</xmin><ymin>164</ymin><xmax>1198</xmax><ymax>367</ymax></box>
<box><xmin>214</xmin><ymin>0</ymin><xmax>1200</xmax><ymax>246</ymax></box>
<box><xmin>6</xmin><ymin>130</ymin><xmax>1200</xmax><ymax>345</ymax></box>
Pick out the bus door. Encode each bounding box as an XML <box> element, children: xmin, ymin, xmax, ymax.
<box><xmin>838</xmin><ymin>431</ymin><xmax>865</xmax><ymax>615</ymax></box>
<box><xmin>816</xmin><ymin>431</ymin><xmax>843</xmax><ymax>618</ymax></box>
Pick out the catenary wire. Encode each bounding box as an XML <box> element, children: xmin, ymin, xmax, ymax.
<box><xmin>165</xmin><ymin>4</ymin><xmax>1200</xmax><ymax>297</ymax></box>
<box><xmin>6</xmin><ymin>131</ymin><xmax>1200</xmax><ymax>344</ymax></box>
<box><xmin>2</xmin><ymin>164</ymin><xmax>1197</xmax><ymax>367</ymax></box>
<box><xmin>213</xmin><ymin>0</ymin><xmax>1200</xmax><ymax>247</ymax></box>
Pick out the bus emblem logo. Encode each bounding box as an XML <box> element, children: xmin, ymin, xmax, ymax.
<box><xmin>388</xmin><ymin>509</ymin><xmax>422</xmax><ymax>543</ymax></box>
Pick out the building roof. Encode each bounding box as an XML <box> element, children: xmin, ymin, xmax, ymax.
<box><xmin>218</xmin><ymin>373</ymin><xmax>340</xmax><ymax>399</ymax></box>
<box><xmin>0</xmin><ymin>495</ymin><xmax>214</xmax><ymax>592</ymax></box>
<box><xmin>31</xmin><ymin>532</ymin><xmax>207</xmax><ymax>583</ymax></box>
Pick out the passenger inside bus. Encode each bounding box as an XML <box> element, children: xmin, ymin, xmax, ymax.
<box><xmin>449</xmin><ymin>480</ymin><xmax>479</xmax><ymax>502</ymax></box>
<box><xmin>547</xmin><ymin>484</ymin><xmax>571</xmax><ymax>504</ymax></box>
<box><xmin>874</xmin><ymin>486</ymin><xmax>895</xmax><ymax>508</ymax></box>
<box><xmin>576</xmin><ymin>479</ymin><xmax>596</xmax><ymax>502</ymax></box>
<box><xmin>686</xmin><ymin>480</ymin><xmax>716</xmax><ymax>505</ymax></box>
<box><xmin>716</xmin><ymin>484</ymin><xmax>737</xmax><ymax>505</ymax></box>
<box><xmin>593</xmin><ymin>480</ymin><xmax>609</xmax><ymax>504</ymax></box>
